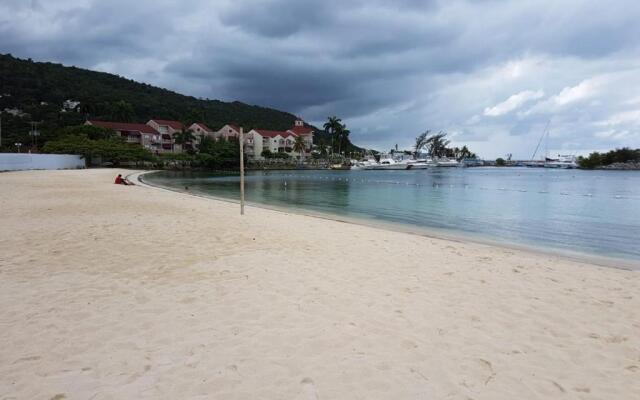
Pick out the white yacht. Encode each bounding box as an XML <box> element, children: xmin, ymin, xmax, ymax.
<box><xmin>352</xmin><ymin>157</ymin><xmax>379</xmax><ymax>170</ymax></box>
<box><xmin>365</xmin><ymin>157</ymin><xmax>409</xmax><ymax>170</ymax></box>
<box><xmin>544</xmin><ymin>155</ymin><xmax>578</xmax><ymax>169</ymax></box>
<box><xmin>404</xmin><ymin>158</ymin><xmax>435</xmax><ymax>169</ymax></box>
<box><xmin>435</xmin><ymin>157</ymin><xmax>460</xmax><ymax>167</ymax></box>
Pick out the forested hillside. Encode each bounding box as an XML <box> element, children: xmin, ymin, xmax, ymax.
<box><xmin>0</xmin><ymin>54</ymin><xmax>343</xmax><ymax>150</ymax></box>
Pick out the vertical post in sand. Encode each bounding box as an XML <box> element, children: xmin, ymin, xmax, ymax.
<box><xmin>239</xmin><ymin>127</ymin><xmax>245</xmax><ymax>215</ymax></box>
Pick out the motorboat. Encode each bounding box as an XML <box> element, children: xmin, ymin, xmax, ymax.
<box><xmin>404</xmin><ymin>158</ymin><xmax>435</xmax><ymax>169</ymax></box>
<box><xmin>365</xmin><ymin>157</ymin><xmax>409</xmax><ymax>170</ymax></box>
<box><xmin>544</xmin><ymin>155</ymin><xmax>578</xmax><ymax>169</ymax></box>
<box><xmin>352</xmin><ymin>157</ymin><xmax>379</xmax><ymax>170</ymax></box>
<box><xmin>435</xmin><ymin>157</ymin><xmax>460</xmax><ymax>167</ymax></box>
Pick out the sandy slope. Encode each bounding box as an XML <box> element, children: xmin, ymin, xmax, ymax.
<box><xmin>0</xmin><ymin>169</ymin><xmax>638</xmax><ymax>400</ymax></box>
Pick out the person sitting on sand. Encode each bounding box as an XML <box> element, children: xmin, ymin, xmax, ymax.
<box><xmin>114</xmin><ymin>174</ymin><xmax>131</xmax><ymax>185</ymax></box>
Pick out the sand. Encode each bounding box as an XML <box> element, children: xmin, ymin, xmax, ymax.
<box><xmin>0</xmin><ymin>168</ymin><xmax>638</xmax><ymax>399</ymax></box>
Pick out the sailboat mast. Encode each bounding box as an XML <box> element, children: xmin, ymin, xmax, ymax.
<box><xmin>530</xmin><ymin>121</ymin><xmax>550</xmax><ymax>161</ymax></box>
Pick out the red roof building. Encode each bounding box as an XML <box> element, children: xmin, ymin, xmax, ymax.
<box><xmin>86</xmin><ymin>120</ymin><xmax>162</xmax><ymax>152</ymax></box>
<box><xmin>87</xmin><ymin>120</ymin><xmax>159</xmax><ymax>135</ymax></box>
<box><xmin>148</xmin><ymin>119</ymin><xmax>183</xmax><ymax>131</ymax></box>
<box><xmin>255</xmin><ymin>129</ymin><xmax>298</xmax><ymax>138</ymax></box>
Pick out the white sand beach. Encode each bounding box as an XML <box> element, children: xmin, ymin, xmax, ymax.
<box><xmin>1</xmin><ymin>169</ymin><xmax>639</xmax><ymax>399</ymax></box>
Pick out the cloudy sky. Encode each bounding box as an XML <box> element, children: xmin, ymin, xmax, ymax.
<box><xmin>2</xmin><ymin>0</ymin><xmax>639</xmax><ymax>158</ymax></box>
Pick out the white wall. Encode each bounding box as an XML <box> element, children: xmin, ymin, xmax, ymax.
<box><xmin>0</xmin><ymin>153</ymin><xmax>85</xmax><ymax>171</ymax></box>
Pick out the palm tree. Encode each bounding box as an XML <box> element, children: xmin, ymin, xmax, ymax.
<box><xmin>336</xmin><ymin>123</ymin><xmax>350</xmax><ymax>156</ymax></box>
<box><xmin>174</xmin><ymin>127</ymin><xmax>197</xmax><ymax>154</ymax></box>
<box><xmin>426</xmin><ymin>131</ymin><xmax>450</xmax><ymax>158</ymax></box>
<box><xmin>317</xmin><ymin>137</ymin><xmax>328</xmax><ymax>157</ymax></box>
<box><xmin>323</xmin><ymin>116</ymin><xmax>342</xmax><ymax>154</ymax></box>
<box><xmin>414</xmin><ymin>130</ymin><xmax>431</xmax><ymax>157</ymax></box>
<box><xmin>293</xmin><ymin>135</ymin><xmax>306</xmax><ymax>160</ymax></box>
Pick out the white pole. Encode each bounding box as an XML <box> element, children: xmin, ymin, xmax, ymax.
<box><xmin>239</xmin><ymin>127</ymin><xmax>245</xmax><ymax>215</ymax></box>
<box><xmin>0</xmin><ymin>115</ymin><xmax>2</xmax><ymax>148</ymax></box>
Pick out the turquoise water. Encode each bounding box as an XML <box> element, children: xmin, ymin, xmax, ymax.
<box><xmin>144</xmin><ymin>168</ymin><xmax>640</xmax><ymax>262</ymax></box>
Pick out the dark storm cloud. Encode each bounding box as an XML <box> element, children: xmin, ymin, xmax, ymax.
<box><xmin>1</xmin><ymin>0</ymin><xmax>639</xmax><ymax>157</ymax></box>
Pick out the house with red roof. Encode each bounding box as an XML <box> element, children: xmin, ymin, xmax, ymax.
<box><xmin>214</xmin><ymin>124</ymin><xmax>242</xmax><ymax>141</ymax></box>
<box><xmin>189</xmin><ymin>123</ymin><xmax>214</xmax><ymax>139</ymax></box>
<box><xmin>244</xmin><ymin>119</ymin><xmax>314</xmax><ymax>159</ymax></box>
<box><xmin>286</xmin><ymin>119</ymin><xmax>314</xmax><ymax>151</ymax></box>
<box><xmin>146</xmin><ymin>119</ymin><xmax>184</xmax><ymax>152</ymax></box>
<box><xmin>214</xmin><ymin>119</ymin><xmax>314</xmax><ymax>160</ymax></box>
<box><xmin>85</xmin><ymin>120</ymin><xmax>162</xmax><ymax>152</ymax></box>
<box><xmin>85</xmin><ymin>117</ymin><xmax>314</xmax><ymax>158</ymax></box>
<box><xmin>147</xmin><ymin>119</ymin><xmax>209</xmax><ymax>152</ymax></box>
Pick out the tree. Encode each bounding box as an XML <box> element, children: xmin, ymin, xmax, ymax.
<box><xmin>457</xmin><ymin>145</ymin><xmax>476</xmax><ymax>160</ymax></box>
<box><xmin>426</xmin><ymin>131</ymin><xmax>450</xmax><ymax>157</ymax></box>
<box><xmin>109</xmin><ymin>100</ymin><xmax>134</xmax><ymax>122</ymax></box>
<box><xmin>317</xmin><ymin>137</ymin><xmax>328</xmax><ymax>157</ymax></box>
<box><xmin>335</xmin><ymin>123</ymin><xmax>350</xmax><ymax>156</ymax></box>
<box><xmin>42</xmin><ymin>133</ymin><xmax>154</xmax><ymax>165</ymax></box>
<box><xmin>173</xmin><ymin>127</ymin><xmax>197</xmax><ymax>154</ymax></box>
<box><xmin>323</xmin><ymin>116</ymin><xmax>342</xmax><ymax>154</ymax></box>
<box><xmin>578</xmin><ymin>148</ymin><xmax>640</xmax><ymax>169</ymax></box>
<box><xmin>496</xmin><ymin>157</ymin><xmax>506</xmax><ymax>166</ymax></box>
<box><xmin>196</xmin><ymin>136</ymin><xmax>241</xmax><ymax>169</ymax></box>
<box><xmin>58</xmin><ymin>125</ymin><xmax>117</xmax><ymax>141</ymax></box>
<box><xmin>293</xmin><ymin>135</ymin><xmax>306</xmax><ymax>160</ymax></box>
<box><xmin>414</xmin><ymin>130</ymin><xmax>430</xmax><ymax>157</ymax></box>
<box><xmin>197</xmin><ymin>135</ymin><xmax>216</xmax><ymax>153</ymax></box>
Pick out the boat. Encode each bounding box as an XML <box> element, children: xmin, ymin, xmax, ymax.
<box><xmin>404</xmin><ymin>158</ymin><xmax>435</xmax><ymax>169</ymax></box>
<box><xmin>330</xmin><ymin>163</ymin><xmax>350</xmax><ymax>170</ymax></box>
<box><xmin>460</xmin><ymin>158</ymin><xmax>484</xmax><ymax>167</ymax></box>
<box><xmin>524</xmin><ymin>160</ymin><xmax>545</xmax><ymax>168</ymax></box>
<box><xmin>364</xmin><ymin>157</ymin><xmax>409</xmax><ymax>170</ymax></box>
<box><xmin>544</xmin><ymin>155</ymin><xmax>578</xmax><ymax>169</ymax></box>
<box><xmin>435</xmin><ymin>157</ymin><xmax>460</xmax><ymax>167</ymax></box>
<box><xmin>351</xmin><ymin>157</ymin><xmax>379</xmax><ymax>170</ymax></box>
<box><xmin>527</xmin><ymin>121</ymin><xmax>577</xmax><ymax>168</ymax></box>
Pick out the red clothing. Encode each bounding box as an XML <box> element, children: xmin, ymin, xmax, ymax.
<box><xmin>114</xmin><ymin>176</ymin><xmax>124</xmax><ymax>184</ymax></box>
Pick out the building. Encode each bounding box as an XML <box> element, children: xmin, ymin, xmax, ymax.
<box><xmin>62</xmin><ymin>99</ymin><xmax>81</xmax><ymax>112</ymax></box>
<box><xmin>146</xmin><ymin>119</ymin><xmax>184</xmax><ymax>152</ymax></box>
<box><xmin>287</xmin><ymin>119</ymin><xmax>314</xmax><ymax>151</ymax></box>
<box><xmin>214</xmin><ymin>124</ymin><xmax>242</xmax><ymax>141</ymax></box>
<box><xmin>84</xmin><ymin>117</ymin><xmax>314</xmax><ymax>158</ymax></box>
<box><xmin>226</xmin><ymin>119</ymin><xmax>314</xmax><ymax>160</ymax></box>
<box><xmin>86</xmin><ymin>120</ymin><xmax>162</xmax><ymax>152</ymax></box>
<box><xmin>245</xmin><ymin>121</ymin><xmax>314</xmax><ymax>160</ymax></box>
<box><xmin>189</xmin><ymin>123</ymin><xmax>215</xmax><ymax>140</ymax></box>
<box><xmin>245</xmin><ymin>129</ymin><xmax>296</xmax><ymax>158</ymax></box>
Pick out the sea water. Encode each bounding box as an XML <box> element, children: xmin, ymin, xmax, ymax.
<box><xmin>144</xmin><ymin>168</ymin><xmax>640</xmax><ymax>263</ymax></box>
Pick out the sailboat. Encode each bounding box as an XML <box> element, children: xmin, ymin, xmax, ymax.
<box><xmin>525</xmin><ymin>121</ymin><xmax>549</xmax><ymax>168</ymax></box>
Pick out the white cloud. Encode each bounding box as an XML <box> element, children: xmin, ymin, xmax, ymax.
<box><xmin>600</xmin><ymin>110</ymin><xmax>640</xmax><ymax>126</ymax></box>
<box><xmin>553</xmin><ymin>79</ymin><xmax>599</xmax><ymax>105</ymax></box>
<box><xmin>484</xmin><ymin>90</ymin><xmax>544</xmax><ymax>117</ymax></box>
<box><xmin>523</xmin><ymin>76</ymin><xmax>610</xmax><ymax>116</ymax></box>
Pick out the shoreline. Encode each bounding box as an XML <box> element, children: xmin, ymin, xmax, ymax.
<box><xmin>2</xmin><ymin>169</ymin><xmax>639</xmax><ymax>399</ymax></box>
<box><xmin>134</xmin><ymin>170</ymin><xmax>639</xmax><ymax>271</ymax></box>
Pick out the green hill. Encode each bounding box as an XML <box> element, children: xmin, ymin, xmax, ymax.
<box><xmin>0</xmin><ymin>53</ymin><xmax>350</xmax><ymax>150</ymax></box>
